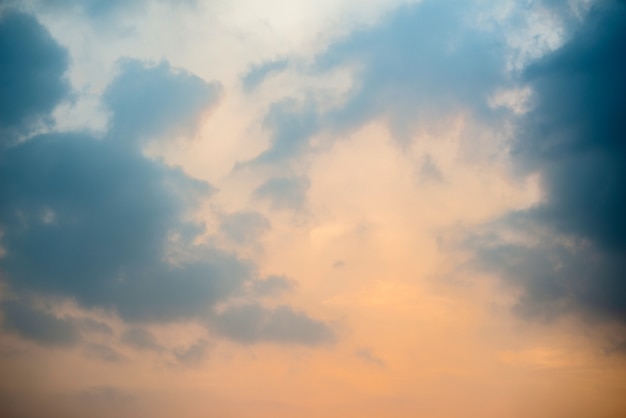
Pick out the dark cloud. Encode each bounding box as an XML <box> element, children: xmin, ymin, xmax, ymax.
<box><xmin>254</xmin><ymin>176</ymin><xmax>310</xmax><ymax>211</ymax></box>
<box><xmin>104</xmin><ymin>59</ymin><xmax>221</xmax><ymax>146</ymax></box>
<box><xmin>0</xmin><ymin>10</ymin><xmax>70</xmax><ymax>143</ymax></box>
<box><xmin>211</xmin><ymin>304</ymin><xmax>335</xmax><ymax>345</ymax></box>
<box><xmin>464</xmin><ymin>214</ymin><xmax>626</xmax><ymax>322</ymax></box>
<box><xmin>78</xmin><ymin>318</ymin><xmax>113</xmax><ymax>335</ymax></box>
<box><xmin>251</xmin><ymin>275</ymin><xmax>296</xmax><ymax>297</ymax></box>
<box><xmin>466</xmin><ymin>0</ymin><xmax>626</xmax><ymax>329</ymax></box>
<box><xmin>121</xmin><ymin>327</ymin><xmax>163</xmax><ymax>352</ymax></box>
<box><xmin>242</xmin><ymin>58</ymin><xmax>289</xmax><ymax>92</ymax></box>
<box><xmin>0</xmin><ymin>14</ymin><xmax>246</xmax><ymax>326</ymax></box>
<box><xmin>0</xmin><ymin>299</ymin><xmax>81</xmax><ymax>346</ymax></box>
<box><xmin>513</xmin><ymin>1</ymin><xmax>626</xmax><ymax>251</ymax></box>
<box><xmin>219</xmin><ymin>211</ymin><xmax>271</xmax><ymax>245</ymax></box>
<box><xmin>0</xmin><ymin>131</ymin><xmax>249</xmax><ymax>323</ymax></box>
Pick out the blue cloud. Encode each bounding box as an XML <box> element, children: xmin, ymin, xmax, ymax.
<box><xmin>1</xmin><ymin>299</ymin><xmax>81</xmax><ymax>346</ymax></box>
<box><xmin>0</xmin><ymin>11</ymin><xmax>333</xmax><ymax>348</ymax></box>
<box><xmin>121</xmin><ymin>327</ymin><xmax>163</xmax><ymax>352</ymax></box>
<box><xmin>0</xmin><ymin>10</ymin><xmax>70</xmax><ymax>143</ymax></box>
<box><xmin>467</xmin><ymin>1</ymin><xmax>626</xmax><ymax>328</ymax></box>
<box><xmin>104</xmin><ymin>59</ymin><xmax>221</xmax><ymax>146</ymax></box>
<box><xmin>248</xmin><ymin>0</ymin><xmax>508</xmax><ymax>163</ymax></box>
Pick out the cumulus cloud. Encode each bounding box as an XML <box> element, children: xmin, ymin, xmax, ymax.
<box><xmin>121</xmin><ymin>327</ymin><xmax>163</xmax><ymax>352</ymax></box>
<box><xmin>0</xmin><ymin>9</ymin><xmax>333</xmax><ymax>349</ymax></box>
<box><xmin>0</xmin><ymin>10</ymin><xmax>70</xmax><ymax>143</ymax></box>
<box><xmin>247</xmin><ymin>0</ymin><xmax>509</xmax><ymax>163</ymax></box>
<box><xmin>467</xmin><ymin>1</ymin><xmax>626</xmax><ymax>328</ymax></box>
<box><xmin>104</xmin><ymin>59</ymin><xmax>221</xmax><ymax>146</ymax></box>
<box><xmin>1</xmin><ymin>299</ymin><xmax>81</xmax><ymax>346</ymax></box>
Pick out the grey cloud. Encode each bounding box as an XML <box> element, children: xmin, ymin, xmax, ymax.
<box><xmin>315</xmin><ymin>0</ymin><xmax>506</xmax><ymax>136</ymax></box>
<box><xmin>465</xmin><ymin>214</ymin><xmax>626</xmax><ymax>323</ymax></box>
<box><xmin>251</xmin><ymin>275</ymin><xmax>296</xmax><ymax>297</ymax></box>
<box><xmin>254</xmin><ymin>176</ymin><xmax>310</xmax><ymax>211</ymax></box>
<box><xmin>249</xmin><ymin>0</ymin><xmax>508</xmax><ymax>162</ymax></box>
<box><xmin>466</xmin><ymin>1</ymin><xmax>626</xmax><ymax>328</ymax></box>
<box><xmin>78</xmin><ymin>318</ymin><xmax>113</xmax><ymax>335</ymax></box>
<box><xmin>513</xmin><ymin>1</ymin><xmax>626</xmax><ymax>251</ymax></box>
<box><xmin>253</xmin><ymin>98</ymin><xmax>320</xmax><ymax>164</ymax></box>
<box><xmin>242</xmin><ymin>58</ymin><xmax>289</xmax><ymax>92</ymax></box>
<box><xmin>0</xmin><ymin>14</ymin><xmax>248</xmax><ymax>326</ymax></box>
<box><xmin>211</xmin><ymin>304</ymin><xmax>334</xmax><ymax>345</ymax></box>
<box><xmin>0</xmin><ymin>11</ymin><xmax>334</xmax><ymax>350</ymax></box>
<box><xmin>84</xmin><ymin>343</ymin><xmax>126</xmax><ymax>363</ymax></box>
<box><xmin>0</xmin><ymin>299</ymin><xmax>80</xmax><ymax>346</ymax></box>
<box><xmin>0</xmin><ymin>132</ymin><xmax>250</xmax><ymax>323</ymax></box>
<box><xmin>173</xmin><ymin>339</ymin><xmax>210</xmax><ymax>366</ymax></box>
<box><xmin>0</xmin><ymin>10</ymin><xmax>70</xmax><ymax>144</ymax></box>
<box><xmin>121</xmin><ymin>327</ymin><xmax>163</xmax><ymax>352</ymax></box>
<box><xmin>104</xmin><ymin>59</ymin><xmax>221</xmax><ymax>146</ymax></box>
<box><xmin>220</xmin><ymin>211</ymin><xmax>271</xmax><ymax>245</ymax></box>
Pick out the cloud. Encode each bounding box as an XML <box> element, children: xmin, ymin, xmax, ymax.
<box><xmin>241</xmin><ymin>58</ymin><xmax>289</xmax><ymax>92</ymax></box>
<box><xmin>0</xmin><ymin>10</ymin><xmax>70</xmax><ymax>143</ymax></box>
<box><xmin>251</xmin><ymin>275</ymin><xmax>296</xmax><ymax>297</ymax></box>
<box><xmin>248</xmin><ymin>0</ymin><xmax>509</xmax><ymax>163</ymax></box>
<box><xmin>465</xmin><ymin>1</ymin><xmax>626</xmax><ymax>328</ymax></box>
<box><xmin>0</xmin><ymin>17</ymin><xmax>247</xmax><ymax>325</ymax></box>
<box><xmin>0</xmin><ymin>10</ymin><xmax>334</xmax><ymax>350</ymax></box>
<box><xmin>104</xmin><ymin>59</ymin><xmax>221</xmax><ymax>146</ymax></box>
<box><xmin>219</xmin><ymin>211</ymin><xmax>271</xmax><ymax>245</ymax></box>
<box><xmin>0</xmin><ymin>131</ymin><xmax>249</xmax><ymax>323</ymax></box>
<box><xmin>78</xmin><ymin>318</ymin><xmax>114</xmax><ymax>335</ymax></box>
<box><xmin>315</xmin><ymin>0</ymin><xmax>506</xmax><ymax>133</ymax></box>
<box><xmin>253</xmin><ymin>98</ymin><xmax>320</xmax><ymax>164</ymax></box>
<box><xmin>354</xmin><ymin>348</ymin><xmax>386</xmax><ymax>368</ymax></box>
<box><xmin>173</xmin><ymin>339</ymin><xmax>210</xmax><ymax>366</ymax></box>
<box><xmin>78</xmin><ymin>386</ymin><xmax>134</xmax><ymax>405</ymax></box>
<box><xmin>211</xmin><ymin>304</ymin><xmax>335</xmax><ymax>345</ymax></box>
<box><xmin>84</xmin><ymin>343</ymin><xmax>127</xmax><ymax>363</ymax></box>
<box><xmin>18</xmin><ymin>0</ymin><xmax>196</xmax><ymax>23</ymax></box>
<box><xmin>121</xmin><ymin>327</ymin><xmax>163</xmax><ymax>352</ymax></box>
<box><xmin>254</xmin><ymin>176</ymin><xmax>310</xmax><ymax>211</ymax></box>
<box><xmin>0</xmin><ymin>299</ymin><xmax>81</xmax><ymax>346</ymax></box>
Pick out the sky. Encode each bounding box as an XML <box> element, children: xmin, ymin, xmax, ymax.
<box><xmin>0</xmin><ymin>0</ymin><xmax>625</xmax><ymax>417</ymax></box>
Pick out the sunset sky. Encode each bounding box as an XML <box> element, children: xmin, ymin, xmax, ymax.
<box><xmin>1</xmin><ymin>1</ymin><xmax>626</xmax><ymax>417</ymax></box>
